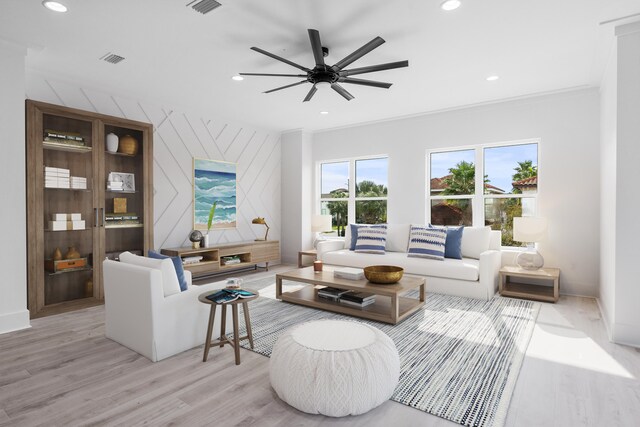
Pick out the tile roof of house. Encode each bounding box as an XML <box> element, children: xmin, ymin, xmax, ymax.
<box><xmin>430</xmin><ymin>176</ymin><xmax>504</xmax><ymax>193</ymax></box>
<box><xmin>512</xmin><ymin>176</ymin><xmax>538</xmax><ymax>187</ymax></box>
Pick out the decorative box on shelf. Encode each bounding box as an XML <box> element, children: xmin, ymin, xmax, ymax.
<box><xmin>45</xmin><ymin>257</ymin><xmax>88</xmax><ymax>273</ymax></box>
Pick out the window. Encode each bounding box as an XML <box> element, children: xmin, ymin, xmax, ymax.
<box><xmin>427</xmin><ymin>141</ymin><xmax>538</xmax><ymax>246</ymax></box>
<box><xmin>319</xmin><ymin>156</ymin><xmax>388</xmax><ymax>236</ymax></box>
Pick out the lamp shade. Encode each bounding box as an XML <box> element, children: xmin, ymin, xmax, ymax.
<box><xmin>513</xmin><ymin>217</ymin><xmax>548</xmax><ymax>243</ymax></box>
<box><xmin>311</xmin><ymin>215</ymin><xmax>333</xmax><ymax>232</ymax></box>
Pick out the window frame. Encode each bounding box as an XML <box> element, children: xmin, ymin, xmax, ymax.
<box><xmin>426</xmin><ymin>139</ymin><xmax>540</xmax><ymax>246</ymax></box>
<box><xmin>317</xmin><ymin>154</ymin><xmax>389</xmax><ymax>226</ymax></box>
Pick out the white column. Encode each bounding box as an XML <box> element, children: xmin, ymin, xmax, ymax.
<box><xmin>0</xmin><ymin>40</ymin><xmax>29</xmax><ymax>334</ymax></box>
<box><xmin>611</xmin><ymin>21</ymin><xmax>640</xmax><ymax>347</ymax></box>
<box><xmin>280</xmin><ymin>130</ymin><xmax>313</xmax><ymax>264</ymax></box>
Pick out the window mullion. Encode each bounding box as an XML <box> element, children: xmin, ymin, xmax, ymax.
<box><xmin>473</xmin><ymin>147</ymin><xmax>484</xmax><ymax>227</ymax></box>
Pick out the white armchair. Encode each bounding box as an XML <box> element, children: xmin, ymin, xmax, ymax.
<box><xmin>103</xmin><ymin>259</ymin><xmax>231</xmax><ymax>362</ymax></box>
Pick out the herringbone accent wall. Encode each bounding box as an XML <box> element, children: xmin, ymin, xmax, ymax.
<box><xmin>26</xmin><ymin>75</ymin><xmax>281</xmax><ymax>252</ymax></box>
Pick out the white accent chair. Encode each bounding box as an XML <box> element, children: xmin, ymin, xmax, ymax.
<box><xmin>103</xmin><ymin>259</ymin><xmax>231</xmax><ymax>362</ymax></box>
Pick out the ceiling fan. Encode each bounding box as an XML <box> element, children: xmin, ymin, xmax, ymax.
<box><xmin>239</xmin><ymin>29</ymin><xmax>409</xmax><ymax>102</ymax></box>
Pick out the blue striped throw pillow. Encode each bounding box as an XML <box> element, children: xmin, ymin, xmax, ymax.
<box><xmin>354</xmin><ymin>225</ymin><xmax>388</xmax><ymax>254</ymax></box>
<box><xmin>408</xmin><ymin>225</ymin><xmax>447</xmax><ymax>260</ymax></box>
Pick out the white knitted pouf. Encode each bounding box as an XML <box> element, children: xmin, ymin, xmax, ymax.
<box><xmin>269</xmin><ymin>319</ymin><xmax>400</xmax><ymax>417</ymax></box>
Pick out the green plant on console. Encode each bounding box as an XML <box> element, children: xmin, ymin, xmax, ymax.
<box><xmin>207</xmin><ymin>201</ymin><xmax>218</xmax><ymax>234</ymax></box>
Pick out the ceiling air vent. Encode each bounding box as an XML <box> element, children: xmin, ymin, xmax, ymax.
<box><xmin>187</xmin><ymin>0</ymin><xmax>221</xmax><ymax>15</ymax></box>
<box><xmin>100</xmin><ymin>53</ymin><xmax>125</xmax><ymax>64</ymax></box>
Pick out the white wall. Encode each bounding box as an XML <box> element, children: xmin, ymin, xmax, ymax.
<box><xmin>312</xmin><ymin>89</ymin><xmax>601</xmax><ymax>297</ymax></box>
<box><xmin>0</xmin><ymin>41</ymin><xmax>30</xmax><ymax>334</ymax></box>
<box><xmin>25</xmin><ymin>72</ymin><xmax>282</xmax><ymax>253</ymax></box>
<box><xmin>281</xmin><ymin>130</ymin><xmax>312</xmax><ymax>263</ymax></box>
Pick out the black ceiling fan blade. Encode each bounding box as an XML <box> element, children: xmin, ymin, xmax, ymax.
<box><xmin>331</xmin><ymin>83</ymin><xmax>355</xmax><ymax>101</ymax></box>
<box><xmin>303</xmin><ymin>85</ymin><xmax>318</xmax><ymax>102</ymax></box>
<box><xmin>340</xmin><ymin>60</ymin><xmax>409</xmax><ymax>77</ymax></box>
<box><xmin>308</xmin><ymin>29</ymin><xmax>325</xmax><ymax>68</ymax></box>
<box><xmin>331</xmin><ymin>36</ymin><xmax>385</xmax><ymax>71</ymax></box>
<box><xmin>338</xmin><ymin>77</ymin><xmax>392</xmax><ymax>89</ymax></box>
<box><xmin>263</xmin><ymin>80</ymin><xmax>308</xmax><ymax>94</ymax></box>
<box><xmin>239</xmin><ymin>73</ymin><xmax>308</xmax><ymax>77</ymax></box>
<box><xmin>250</xmin><ymin>47</ymin><xmax>310</xmax><ymax>72</ymax></box>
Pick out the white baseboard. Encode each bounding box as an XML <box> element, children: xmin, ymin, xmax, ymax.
<box><xmin>595</xmin><ymin>298</ymin><xmax>640</xmax><ymax>349</ymax></box>
<box><xmin>612</xmin><ymin>323</ymin><xmax>640</xmax><ymax>348</ymax></box>
<box><xmin>0</xmin><ymin>309</ymin><xmax>31</xmax><ymax>335</ymax></box>
<box><xmin>595</xmin><ymin>298</ymin><xmax>613</xmax><ymax>341</ymax></box>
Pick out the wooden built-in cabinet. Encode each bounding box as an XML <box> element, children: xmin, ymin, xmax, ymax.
<box><xmin>26</xmin><ymin>100</ymin><xmax>153</xmax><ymax>318</ymax></box>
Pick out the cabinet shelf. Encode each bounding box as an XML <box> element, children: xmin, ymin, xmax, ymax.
<box><xmin>43</xmin><ymin>141</ymin><xmax>92</xmax><ymax>153</ymax></box>
<box><xmin>46</xmin><ymin>267</ymin><xmax>93</xmax><ymax>276</ymax></box>
<box><xmin>45</xmin><ymin>187</ymin><xmax>92</xmax><ymax>192</ymax></box>
<box><xmin>105</xmin><ymin>223</ymin><xmax>144</xmax><ymax>229</ymax></box>
<box><xmin>45</xmin><ymin>228</ymin><xmax>91</xmax><ymax>232</ymax></box>
<box><xmin>106</xmin><ymin>190</ymin><xmax>137</xmax><ymax>194</ymax></box>
<box><xmin>106</xmin><ymin>151</ymin><xmax>136</xmax><ymax>158</ymax></box>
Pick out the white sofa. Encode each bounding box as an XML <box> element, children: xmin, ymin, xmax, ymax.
<box><xmin>317</xmin><ymin>225</ymin><xmax>502</xmax><ymax>300</ymax></box>
<box><xmin>103</xmin><ymin>259</ymin><xmax>231</xmax><ymax>362</ymax></box>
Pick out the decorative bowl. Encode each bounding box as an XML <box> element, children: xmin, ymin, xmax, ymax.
<box><xmin>363</xmin><ymin>265</ymin><xmax>404</xmax><ymax>284</ymax></box>
<box><xmin>118</xmin><ymin>134</ymin><xmax>138</xmax><ymax>155</ymax></box>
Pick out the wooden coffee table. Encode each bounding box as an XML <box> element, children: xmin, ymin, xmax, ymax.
<box><xmin>275</xmin><ymin>266</ymin><xmax>425</xmax><ymax>325</ymax></box>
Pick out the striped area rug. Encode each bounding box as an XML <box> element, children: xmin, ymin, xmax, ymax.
<box><xmin>234</xmin><ymin>277</ymin><xmax>539</xmax><ymax>427</ymax></box>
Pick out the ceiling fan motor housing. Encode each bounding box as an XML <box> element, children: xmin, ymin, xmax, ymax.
<box><xmin>308</xmin><ymin>67</ymin><xmax>339</xmax><ymax>84</ymax></box>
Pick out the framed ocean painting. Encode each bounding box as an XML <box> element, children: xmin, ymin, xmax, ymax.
<box><xmin>193</xmin><ymin>158</ymin><xmax>237</xmax><ymax>230</ymax></box>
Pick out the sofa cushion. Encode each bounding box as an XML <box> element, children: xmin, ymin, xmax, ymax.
<box><xmin>354</xmin><ymin>225</ymin><xmax>388</xmax><ymax>254</ymax></box>
<box><xmin>322</xmin><ymin>250</ymin><xmax>479</xmax><ymax>282</ymax></box>
<box><xmin>429</xmin><ymin>225</ymin><xmax>464</xmax><ymax>260</ymax></box>
<box><xmin>461</xmin><ymin>227</ymin><xmax>492</xmax><ymax>259</ymax></box>
<box><xmin>385</xmin><ymin>223</ymin><xmax>410</xmax><ymax>252</ymax></box>
<box><xmin>148</xmin><ymin>250</ymin><xmax>188</xmax><ymax>291</ymax></box>
<box><xmin>408</xmin><ymin>225</ymin><xmax>446</xmax><ymax>260</ymax></box>
<box><xmin>347</xmin><ymin>224</ymin><xmax>387</xmax><ymax>251</ymax></box>
<box><xmin>119</xmin><ymin>251</ymin><xmax>181</xmax><ymax>297</ymax></box>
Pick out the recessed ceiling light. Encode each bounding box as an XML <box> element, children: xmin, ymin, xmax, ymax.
<box><xmin>232</xmin><ymin>75</ymin><xmax>244</xmax><ymax>81</ymax></box>
<box><xmin>440</xmin><ymin>0</ymin><xmax>461</xmax><ymax>11</ymax></box>
<box><xmin>42</xmin><ymin>1</ymin><xmax>68</xmax><ymax>12</ymax></box>
<box><xmin>486</xmin><ymin>75</ymin><xmax>500</xmax><ymax>81</ymax></box>
<box><xmin>320</xmin><ymin>111</ymin><xmax>329</xmax><ymax>115</ymax></box>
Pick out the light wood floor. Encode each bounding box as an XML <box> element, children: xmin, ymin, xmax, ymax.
<box><xmin>1</xmin><ymin>264</ymin><xmax>639</xmax><ymax>426</ymax></box>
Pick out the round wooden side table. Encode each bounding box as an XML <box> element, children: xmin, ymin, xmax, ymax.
<box><xmin>198</xmin><ymin>290</ymin><xmax>259</xmax><ymax>365</ymax></box>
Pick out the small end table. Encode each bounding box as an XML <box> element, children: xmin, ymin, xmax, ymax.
<box><xmin>298</xmin><ymin>249</ymin><xmax>317</xmax><ymax>268</ymax></box>
<box><xmin>499</xmin><ymin>266</ymin><xmax>560</xmax><ymax>302</ymax></box>
<box><xmin>198</xmin><ymin>290</ymin><xmax>259</xmax><ymax>365</ymax></box>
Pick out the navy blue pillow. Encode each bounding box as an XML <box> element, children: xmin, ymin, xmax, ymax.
<box><xmin>428</xmin><ymin>225</ymin><xmax>464</xmax><ymax>259</ymax></box>
<box><xmin>443</xmin><ymin>226</ymin><xmax>464</xmax><ymax>259</ymax></box>
<box><xmin>349</xmin><ymin>224</ymin><xmax>360</xmax><ymax>250</ymax></box>
<box><xmin>148</xmin><ymin>250</ymin><xmax>188</xmax><ymax>291</ymax></box>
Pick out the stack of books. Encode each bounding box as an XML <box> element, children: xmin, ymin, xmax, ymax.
<box><xmin>44</xmin><ymin>129</ymin><xmax>86</xmax><ymax>147</ymax></box>
<box><xmin>339</xmin><ymin>292</ymin><xmax>376</xmax><ymax>308</ymax></box>
<box><xmin>105</xmin><ymin>212</ymin><xmax>140</xmax><ymax>226</ymax></box>
<box><xmin>44</xmin><ymin>167</ymin><xmax>70</xmax><ymax>189</ymax></box>
<box><xmin>221</xmin><ymin>255</ymin><xmax>242</xmax><ymax>266</ymax></box>
<box><xmin>206</xmin><ymin>288</ymin><xmax>256</xmax><ymax>304</ymax></box>
<box><xmin>317</xmin><ymin>287</ymin><xmax>352</xmax><ymax>301</ymax></box>
<box><xmin>70</xmin><ymin>176</ymin><xmax>87</xmax><ymax>190</ymax></box>
<box><xmin>334</xmin><ymin>267</ymin><xmax>365</xmax><ymax>280</ymax></box>
<box><xmin>107</xmin><ymin>179</ymin><xmax>124</xmax><ymax>191</ymax></box>
<box><xmin>182</xmin><ymin>256</ymin><xmax>203</xmax><ymax>265</ymax></box>
<box><xmin>49</xmin><ymin>213</ymin><xmax>85</xmax><ymax>231</ymax></box>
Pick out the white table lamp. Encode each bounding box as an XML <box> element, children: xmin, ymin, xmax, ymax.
<box><xmin>312</xmin><ymin>215</ymin><xmax>333</xmax><ymax>248</ymax></box>
<box><xmin>513</xmin><ymin>216</ymin><xmax>548</xmax><ymax>270</ymax></box>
